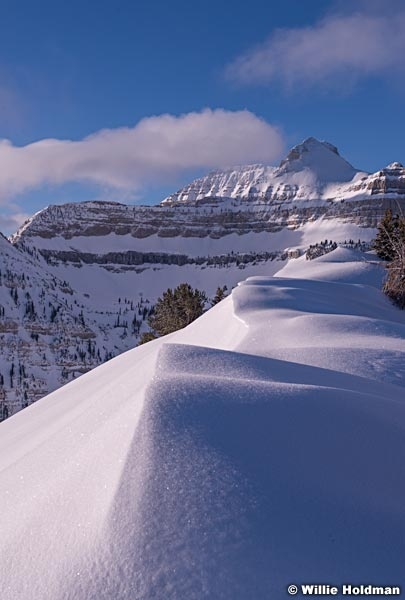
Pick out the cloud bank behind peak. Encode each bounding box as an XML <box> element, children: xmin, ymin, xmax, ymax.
<box><xmin>0</xmin><ymin>109</ymin><xmax>284</xmax><ymax>202</ymax></box>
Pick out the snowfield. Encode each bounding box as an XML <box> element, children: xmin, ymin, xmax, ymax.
<box><xmin>1</xmin><ymin>248</ymin><xmax>405</xmax><ymax>599</ymax></box>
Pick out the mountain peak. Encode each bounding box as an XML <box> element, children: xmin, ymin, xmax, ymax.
<box><xmin>281</xmin><ymin>137</ymin><xmax>339</xmax><ymax>161</ymax></box>
<box><xmin>385</xmin><ymin>162</ymin><xmax>404</xmax><ymax>171</ymax></box>
<box><xmin>277</xmin><ymin>137</ymin><xmax>359</xmax><ymax>183</ymax></box>
<box><xmin>302</xmin><ymin>136</ymin><xmax>338</xmax><ymax>153</ymax></box>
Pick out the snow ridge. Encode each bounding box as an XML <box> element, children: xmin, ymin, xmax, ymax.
<box><xmin>1</xmin><ymin>250</ymin><xmax>405</xmax><ymax>598</ymax></box>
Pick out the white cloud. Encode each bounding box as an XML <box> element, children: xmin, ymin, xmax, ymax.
<box><xmin>225</xmin><ymin>11</ymin><xmax>405</xmax><ymax>88</ymax></box>
<box><xmin>0</xmin><ymin>109</ymin><xmax>284</xmax><ymax>201</ymax></box>
<box><xmin>0</xmin><ymin>210</ymin><xmax>30</xmax><ymax>234</ymax></box>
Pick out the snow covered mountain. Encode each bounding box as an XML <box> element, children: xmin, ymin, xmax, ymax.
<box><xmin>1</xmin><ymin>248</ymin><xmax>405</xmax><ymax>599</ymax></box>
<box><xmin>12</xmin><ymin>138</ymin><xmax>405</xmax><ymax>255</ymax></box>
<box><xmin>0</xmin><ymin>233</ymin><xmax>124</xmax><ymax>415</ymax></box>
<box><xmin>3</xmin><ymin>137</ymin><xmax>405</xmax><ymax>416</ymax></box>
<box><xmin>162</xmin><ymin>137</ymin><xmax>362</xmax><ymax>205</ymax></box>
<box><xmin>2</xmin><ymin>226</ymin><xmax>288</xmax><ymax>417</ymax></box>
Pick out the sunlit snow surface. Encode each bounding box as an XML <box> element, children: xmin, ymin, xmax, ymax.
<box><xmin>1</xmin><ymin>248</ymin><xmax>405</xmax><ymax>599</ymax></box>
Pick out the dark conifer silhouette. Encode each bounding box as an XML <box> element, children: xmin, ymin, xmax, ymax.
<box><xmin>140</xmin><ymin>283</ymin><xmax>207</xmax><ymax>343</ymax></box>
<box><xmin>373</xmin><ymin>209</ymin><xmax>402</xmax><ymax>261</ymax></box>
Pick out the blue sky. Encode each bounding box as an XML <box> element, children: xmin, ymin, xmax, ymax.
<box><xmin>0</xmin><ymin>0</ymin><xmax>404</xmax><ymax>233</ymax></box>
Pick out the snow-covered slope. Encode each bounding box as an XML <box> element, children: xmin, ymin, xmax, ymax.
<box><xmin>4</xmin><ymin>137</ymin><xmax>405</xmax><ymax>417</ymax></box>
<box><xmin>343</xmin><ymin>161</ymin><xmax>405</xmax><ymax>199</ymax></box>
<box><xmin>1</xmin><ymin>249</ymin><xmax>404</xmax><ymax>599</ymax></box>
<box><xmin>0</xmin><ymin>234</ymin><xmax>111</xmax><ymax>414</ymax></box>
<box><xmin>163</xmin><ymin>137</ymin><xmax>361</xmax><ymax>204</ymax></box>
<box><xmin>277</xmin><ymin>137</ymin><xmax>358</xmax><ymax>181</ymax></box>
<box><xmin>3</xmin><ymin>226</ymin><xmax>294</xmax><ymax>416</ymax></box>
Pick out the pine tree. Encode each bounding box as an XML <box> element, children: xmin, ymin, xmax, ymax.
<box><xmin>146</xmin><ymin>283</ymin><xmax>207</xmax><ymax>338</ymax></box>
<box><xmin>374</xmin><ymin>209</ymin><xmax>400</xmax><ymax>261</ymax></box>
<box><xmin>211</xmin><ymin>285</ymin><xmax>228</xmax><ymax>306</ymax></box>
<box><xmin>383</xmin><ymin>217</ymin><xmax>405</xmax><ymax>308</ymax></box>
<box><xmin>384</xmin><ymin>255</ymin><xmax>405</xmax><ymax>308</ymax></box>
<box><xmin>375</xmin><ymin>210</ymin><xmax>405</xmax><ymax>308</ymax></box>
<box><xmin>138</xmin><ymin>331</ymin><xmax>158</xmax><ymax>345</ymax></box>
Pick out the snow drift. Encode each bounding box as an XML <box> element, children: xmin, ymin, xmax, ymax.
<box><xmin>1</xmin><ymin>248</ymin><xmax>405</xmax><ymax>599</ymax></box>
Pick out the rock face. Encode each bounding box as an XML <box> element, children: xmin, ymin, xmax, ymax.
<box><xmin>0</xmin><ymin>235</ymin><xmax>104</xmax><ymax>416</ymax></box>
<box><xmin>3</xmin><ymin>138</ymin><xmax>405</xmax><ymax>418</ymax></box>
<box><xmin>346</xmin><ymin>162</ymin><xmax>405</xmax><ymax>196</ymax></box>
<box><xmin>13</xmin><ymin>139</ymin><xmax>405</xmax><ymax>251</ymax></box>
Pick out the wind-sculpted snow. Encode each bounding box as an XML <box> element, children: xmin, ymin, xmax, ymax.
<box><xmin>279</xmin><ymin>246</ymin><xmax>387</xmax><ymax>287</ymax></box>
<box><xmin>233</xmin><ymin>250</ymin><xmax>405</xmax><ymax>385</ymax></box>
<box><xmin>1</xmin><ymin>249</ymin><xmax>405</xmax><ymax>598</ymax></box>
